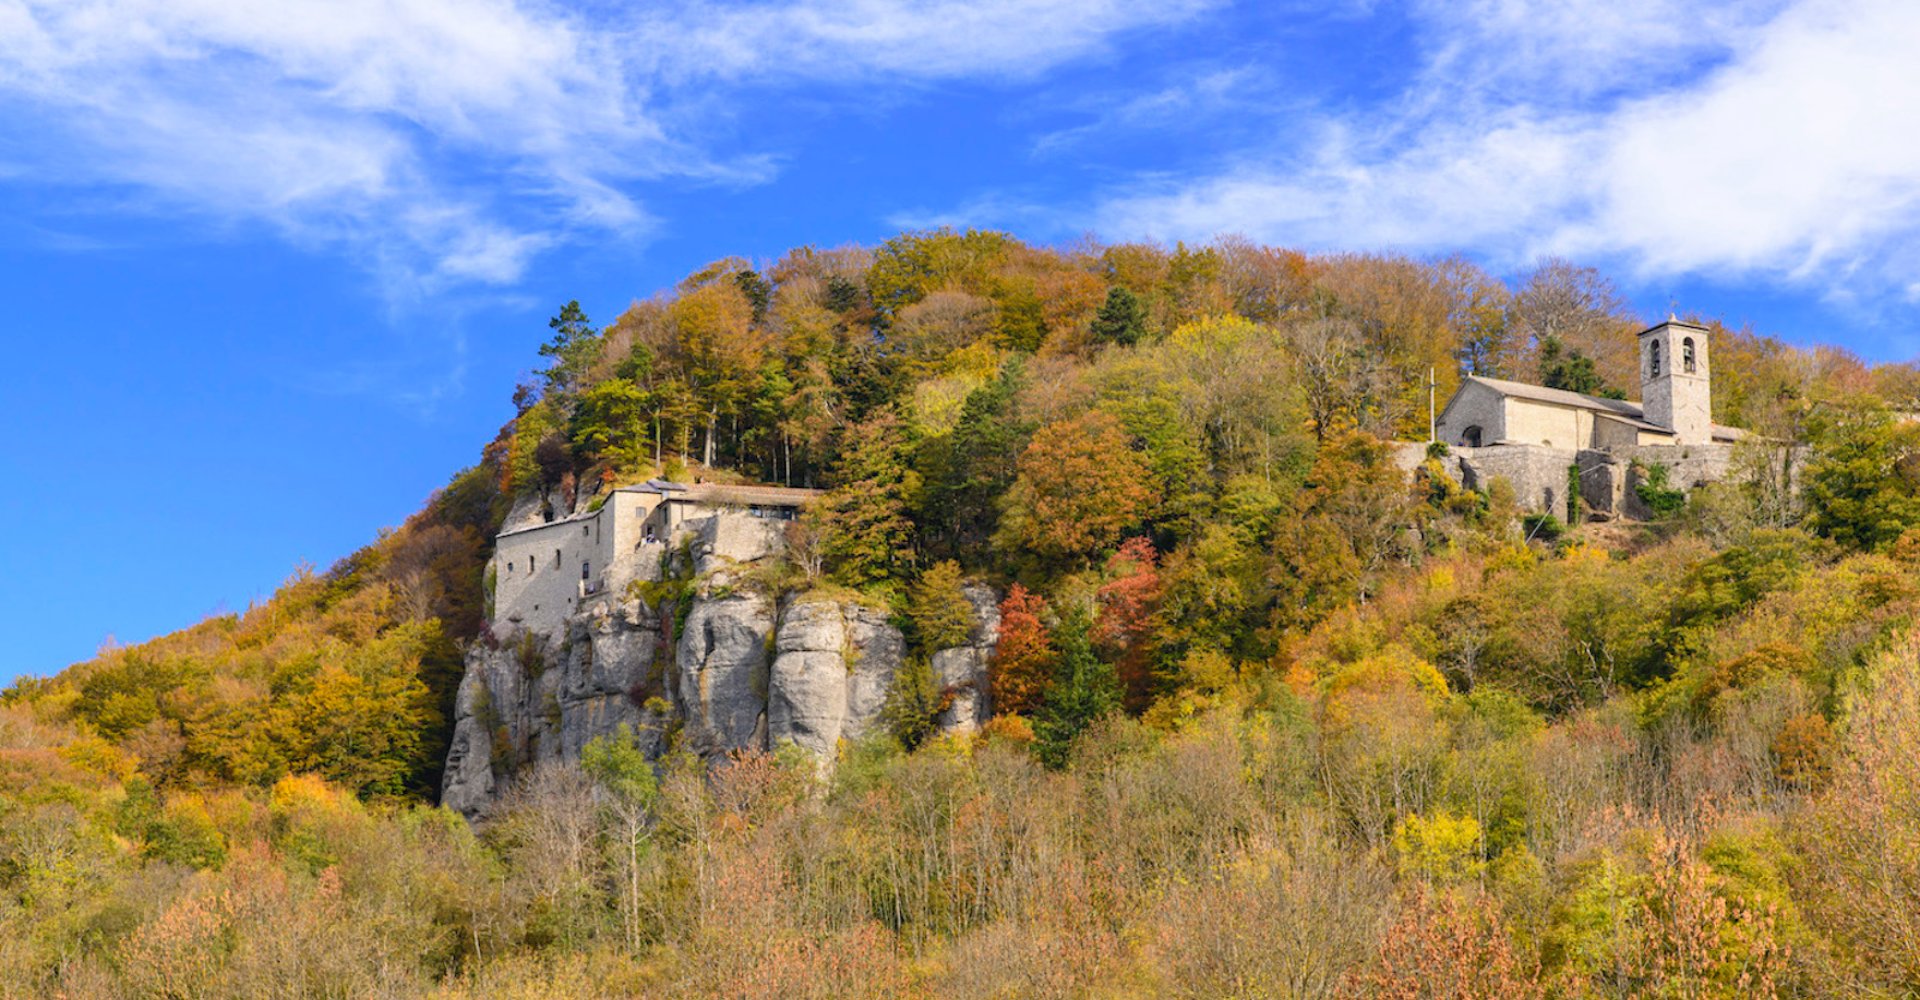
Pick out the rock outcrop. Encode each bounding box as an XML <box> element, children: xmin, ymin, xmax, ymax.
<box><xmin>676</xmin><ymin>590</ymin><xmax>776</xmax><ymax>757</ymax></box>
<box><xmin>932</xmin><ymin>583</ymin><xmax>1002</xmax><ymax>735</ymax></box>
<box><xmin>441</xmin><ymin>512</ymin><xmax>999</xmax><ymax>817</ymax></box>
<box><xmin>767</xmin><ymin>598</ymin><xmax>904</xmax><ymax>759</ymax></box>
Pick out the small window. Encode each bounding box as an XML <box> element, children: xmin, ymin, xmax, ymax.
<box><xmin>554</xmin><ymin>549</ymin><xmax>561</xmax><ymax>568</ymax></box>
<box><xmin>582</xmin><ymin>524</ymin><xmax>590</xmax><ymax>536</ymax></box>
<box><xmin>1682</xmin><ymin>337</ymin><xmax>1697</xmax><ymax>374</ymax></box>
<box><xmin>507</xmin><ymin>561</ymin><xmax>514</xmax><ymax>573</ymax></box>
<box><xmin>582</xmin><ymin>561</ymin><xmax>591</xmax><ymax>581</ymax></box>
<box><xmin>1649</xmin><ymin>340</ymin><xmax>1662</xmax><ymax>377</ymax></box>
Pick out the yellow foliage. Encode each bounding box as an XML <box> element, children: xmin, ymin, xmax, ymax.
<box><xmin>58</xmin><ymin>734</ymin><xmax>138</xmax><ymax>782</ymax></box>
<box><xmin>1394</xmin><ymin>810</ymin><xmax>1485</xmax><ymax>883</ymax></box>
<box><xmin>1486</xmin><ymin>543</ymin><xmax>1536</xmax><ymax>573</ymax></box>
<box><xmin>1561</xmin><ymin>542</ymin><xmax>1611</xmax><ymax>568</ymax></box>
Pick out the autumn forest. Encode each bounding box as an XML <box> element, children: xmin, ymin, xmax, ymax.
<box><xmin>8</xmin><ymin>230</ymin><xmax>1920</xmax><ymax>998</ymax></box>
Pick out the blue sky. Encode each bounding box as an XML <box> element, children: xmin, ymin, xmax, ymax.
<box><xmin>3</xmin><ymin>0</ymin><xmax>1919</xmax><ymax>681</ymax></box>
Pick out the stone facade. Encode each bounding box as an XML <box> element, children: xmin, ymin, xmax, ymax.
<box><xmin>1638</xmin><ymin>320</ymin><xmax>1713</xmax><ymax>445</ymax></box>
<box><xmin>1416</xmin><ymin>318</ymin><xmax>1756</xmax><ymax>518</ymax></box>
<box><xmin>490</xmin><ymin>480</ymin><xmax>819</xmax><ymax>637</ymax></box>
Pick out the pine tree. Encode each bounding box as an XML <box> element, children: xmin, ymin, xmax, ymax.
<box><xmin>1032</xmin><ymin>603</ymin><xmax>1119</xmax><ymax>769</ymax></box>
<box><xmin>818</xmin><ymin>412</ymin><xmax>922</xmax><ymax>588</ymax></box>
<box><xmin>1091</xmin><ymin>286</ymin><xmax>1149</xmax><ymax>347</ymax></box>
<box><xmin>539</xmin><ymin>300</ymin><xmax>601</xmax><ymax>396</ymax></box>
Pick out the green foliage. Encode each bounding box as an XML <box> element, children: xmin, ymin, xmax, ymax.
<box><xmin>818</xmin><ymin>412</ymin><xmax>922</xmax><ymax>588</ymax></box>
<box><xmin>1521</xmin><ymin>511</ymin><xmax>1565</xmax><ymax>543</ymax></box>
<box><xmin>907</xmin><ymin>560</ymin><xmax>973</xmax><ymax>651</ymax></box>
<box><xmin>570</xmin><ymin>379</ymin><xmax>651</xmax><ymax>472</ymax></box>
<box><xmin>1803</xmin><ymin>403</ymin><xmax>1920</xmax><ymax>550</ymax></box>
<box><xmin>1091</xmin><ymin>285</ymin><xmax>1148</xmax><ymax>346</ymax></box>
<box><xmin>1538</xmin><ymin>334</ymin><xmax>1612</xmax><ymax>396</ymax></box>
<box><xmin>882</xmin><ymin>656</ymin><xmax>941</xmax><ymax>752</ymax></box>
<box><xmin>1633</xmin><ymin>461</ymin><xmax>1686</xmax><ymax>518</ymax></box>
<box><xmin>916</xmin><ymin>357</ymin><xmax>1029</xmax><ymax>562</ymax></box>
<box><xmin>581</xmin><ymin>724</ymin><xmax>659</xmax><ymax>806</ymax></box>
<box><xmin>538</xmin><ymin>300</ymin><xmax>602</xmax><ymax>396</ymax></box>
<box><xmin>1032</xmin><ymin>604</ymin><xmax>1120</xmax><ymax>769</ymax></box>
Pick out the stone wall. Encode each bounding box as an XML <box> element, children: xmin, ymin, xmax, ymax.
<box><xmin>1394</xmin><ymin>440</ymin><xmax>1754</xmax><ymax>520</ymax></box>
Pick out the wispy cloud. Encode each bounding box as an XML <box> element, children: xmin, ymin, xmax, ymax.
<box><xmin>1091</xmin><ymin>0</ymin><xmax>1920</xmax><ymax>306</ymax></box>
<box><xmin>0</xmin><ymin>0</ymin><xmax>1217</xmax><ymax>292</ymax></box>
<box><xmin>1031</xmin><ymin>65</ymin><xmax>1275</xmax><ymax>157</ymax></box>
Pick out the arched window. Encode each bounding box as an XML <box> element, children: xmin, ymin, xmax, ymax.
<box><xmin>1462</xmin><ymin>425</ymin><xmax>1483</xmax><ymax>448</ymax></box>
<box><xmin>1649</xmin><ymin>339</ymin><xmax>1662</xmax><ymax>377</ymax></box>
<box><xmin>1682</xmin><ymin>337</ymin><xmax>1697</xmax><ymax>374</ymax></box>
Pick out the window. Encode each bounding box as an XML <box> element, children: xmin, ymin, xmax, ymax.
<box><xmin>582</xmin><ymin>525</ymin><xmax>590</xmax><ymax>536</ymax></box>
<box><xmin>582</xmin><ymin>561</ymin><xmax>591</xmax><ymax>581</ymax></box>
<box><xmin>1462</xmin><ymin>425</ymin><xmax>1483</xmax><ymax>448</ymax></box>
<box><xmin>507</xmin><ymin>561</ymin><xmax>514</xmax><ymax>573</ymax></box>
<box><xmin>1683</xmin><ymin>337</ymin><xmax>1697</xmax><ymax>374</ymax></box>
<box><xmin>554</xmin><ymin>549</ymin><xmax>561</xmax><ymax>568</ymax></box>
<box><xmin>1649</xmin><ymin>340</ymin><xmax>1662</xmax><ymax>377</ymax></box>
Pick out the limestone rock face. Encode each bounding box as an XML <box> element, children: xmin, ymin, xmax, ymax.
<box><xmin>675</xmin><ymin>591</ymin><xmax>776</xmax><ymax>757</ymax></box>
<box><xmin>766</xmin><ymin>598</ymin><xmax>907</xmax><ymax>759</ymax></box>
<box><xmin>934</xmin><ymin>584</ymin><xmax>1002</xmax><ymax>735</ymax></box>
<box><xmin>687</xmin><ymin>513</ymin><xmax>787</xmax><ymax>579</ymax></box>
<box><xmin>441</xmin><ymin>566</ymin><xmax>997</xmax><ymax>818</ymax></box>
<box><xmin>842</xmin><ymin>605</ymin><xmax>904</xmax><ymax>742</ymax></box>
<box><xmin>440</xmin><ymin>597</ymin><xmax>671</xmax><ymax>819</ymax></box>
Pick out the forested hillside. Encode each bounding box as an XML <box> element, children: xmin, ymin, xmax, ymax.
<box><xmin>8</xmin><ymin>231</ymin><xmax>1920</xmax><ymax>998</ymax></box>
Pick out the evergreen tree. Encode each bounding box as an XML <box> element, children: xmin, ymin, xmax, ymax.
<box><xmin>1804</xmin><ymin>404</ymin><xmax>1920</xmax><ymax>550</ymax></box>
<box><xmin>1032</xmin><ymin>604</ymin><xmax>1120</xmax><ymax>769</ymax></box>
<box><xmin>1091</xmin><ymin>285</ymin><xmax>1149</xmax><ymax>347</ymax></box>
<box><xmin>818</xmin><ymin>412</ymin><xmax>922</xmax><ymax>588</ymax></box>
<box><xmin>920</xmin><ymin>358</ymin><xmax>1029</xmax><ymax>561</ymax></box>
<box><xmin>539</xmin><ymin>300</ymin><xmax>601</xmax><ymax>396</ymax></box>
<box><xmin>1537</xmin><ymin>334</ymin><xmax>1607</xmax><ymax>396</ymax></box>
<box><xmin>908</xmin><ymin>560</ymin><xmax>974</xmax><ymax>651</ymax></box>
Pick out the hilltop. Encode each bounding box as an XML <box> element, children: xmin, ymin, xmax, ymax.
<box><xmin>6</xmin><ymin>231</ymin><xmax>1920</xmax><ymax>997</ymax></box>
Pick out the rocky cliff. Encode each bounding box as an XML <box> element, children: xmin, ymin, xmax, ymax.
<box><xmin>441</xmin><ymin>515</ymin><xmax>999</xmax><ymax>818</ymax></box>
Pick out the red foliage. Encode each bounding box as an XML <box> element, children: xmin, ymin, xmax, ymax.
<box><xmin>990</xmin><ymin>584</ymin><xmax>1054</xmax><ymax>716</ymax></box>
<box><xmin>1094</xmin><ymin>537</ymin><xmax>1163</xmax><ymax>711</ymax></box>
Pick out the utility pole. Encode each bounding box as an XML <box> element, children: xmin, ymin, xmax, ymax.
<box><xmin>1428</xmin><ymin>366</ymin><xmax>1436</xmax><ymax>444</ymax></box>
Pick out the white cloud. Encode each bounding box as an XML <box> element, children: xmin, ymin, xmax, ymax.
<box><xmin>1093</xmin><ymin>0</ymin><xmax>1920</xmax><ymax>304</ymax></box>
<box><xmin>637</xmin><ymin>0</ymin><xmax>1222</xmax><ymax>83</ymax></box>
<box><xmin>0</xmin><ymin>0</ymin><xmax>1215</xmax><ymax>290</ymax></box>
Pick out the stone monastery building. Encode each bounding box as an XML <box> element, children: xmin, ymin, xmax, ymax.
<box><xmin>491</xmin><ymin>479</ymin><xmax>820</xmax><ymax>634</ymax></box>
<box><xmin>1436</xmin><ymin>318</ymin><xmax>1742</xmax><ymax>451</ymax></box>
<box><xmin>1416</xmin><ymin>318</ymin><xmax>1748</xmax><ymax>518</ymax></box>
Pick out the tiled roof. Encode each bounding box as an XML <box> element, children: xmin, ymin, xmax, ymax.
<box><xmin>1466</xmin><ymin>375</ymin><xmax>1650</xmax><ymax>420</ymax></box>
<box><xmin>678</xmin><ymin>483</ymin><xmax>823</xmax><ymax>507</ymax></box>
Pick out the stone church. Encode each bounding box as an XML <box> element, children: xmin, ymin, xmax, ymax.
<box><xmin>1407</xmin><ymin>318</ymin><xmax>1750</xmax><ymax>519</ymax></box>
<box><xmin>1435</xmin><ymin>318</ymin><xmax>1743</xmax><ymax>451</ymax></box>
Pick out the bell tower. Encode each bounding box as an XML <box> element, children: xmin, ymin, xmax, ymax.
<box><xmin>1638</xmin><ymin>318</ymin><xmax>1711</xmax><ymax>445</ymax></box>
